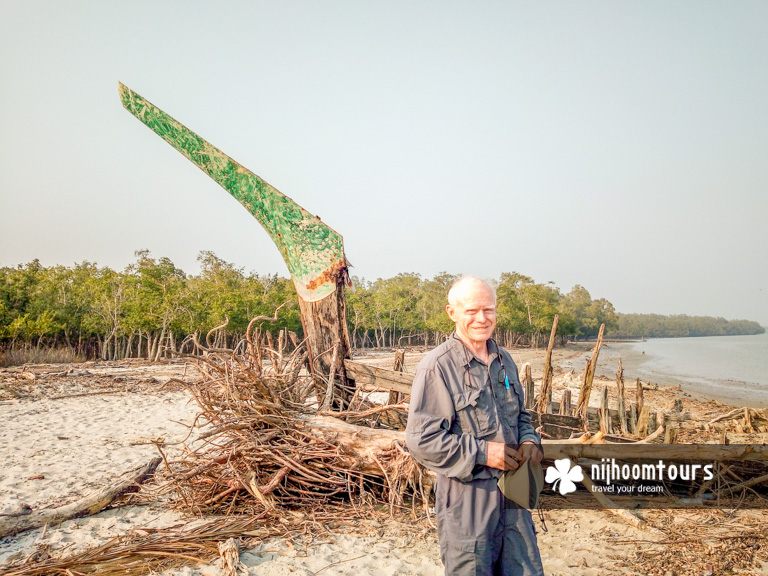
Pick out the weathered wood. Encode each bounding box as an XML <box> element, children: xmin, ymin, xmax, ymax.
<box><xmin>535</xmin><ymin>314</ymin><xmax>558</xmax><ymax>414</ymax></box>
<box><xmin>0</xmin><ymin>458</ymin><xmax>161</xmax><ymax>539</ymax></box>
<box><xmin>628</xmin><ymin>401</ymin><xmax>638</xmax><ymax>435</ymax></box>
<box><xmin>388</xmin><ymin>350</ymin><xmax>406</xmax><ymax>405</ymax></box>
<box><xmin>635</xmin><ymin>377</ymin><xmax>644</xmax><ymax>418</ymax></box>
<box><xmin>540</xmin><ymin>423</ymin><xmax>580</xmax><ymax>439</ymax></box>
<box><xmin>303</xmin><ymin>416</ymin><xmax>412</xmax><ymax>477</ymax></box>
<box><xmin>343</xmin><ymin>360</ymin><xmax>414</xmax><ymax>394</ymax></box>
<box><xmin>545</xmin><ymin>441</ymin><xmax>768</xmax><ymax>462</ymax></box>
<box><xmin>599</xmin><ymin>385</ymin><xmax>612</xmax><ymax>434</ymax></box>
<box><xmin>119</xmin><ymin>84</ymin><xmax>345</xmax><ymax>303</ymax></box>
<box><xmin>649</xmin><ymin>411</ymin><xmax>658</xmax><ymax>434</ymax></box>
<box><xmin>539</xmin><ymin>400</ymin><xmax>635</xmax><ymax>431</ymax></box>
<box><xmin>320</xmin><ymin>344</ymin><xmax>339</xmax><ymax>411</ymax></box>
<box><xmin>540</xmin><ymin>412</ymin><xmax>583</xmax><ymax>428</ymax></box>
<box><xmin>301</xmin><ymin>416</ymin><xmax>768</xmax><ymax>497</ymax></box>
<box><xmin>559</xmin><ymin>389</ymin><xmax>572</xmax><ymax>416</ymax></box>
<box><xmin>575</xmin><ymin>324</ymin><xmax>605</xmax><ymax>429</ymax></box>
<box><xmin>119</xmin><ymin>84</ymin><xmax>354</xmax><ymax>408</ymax></box>
<box><xmin>616</xmin><ymin>360</ymin><xmax>628</xmax><ymax>435</ymax></box>
<box><xmin>744</xmin><ymin>406</ymin><xmax>756</xmax><ymax>433</ymax></box>
<box><xmin>636</xmin><ymin>405</ymin><xmax>650</xmax><ymax>437</ymax></box>
<box><xmin>299</xmin><ymin>288</ymin><xmax>354</xmax><ymax>409</ymax></box>
<box><xmin>664</xmin><ymin>422</ymin><xmax>678</xmax><ymax>444</ymax></box>
<box><xmin>578</xmin><ymin>466</ymin><xmax>647</xmax><ymax>527</ymax></box>
<box><xmin>219</xmin><ymin>538</ymin><xmax>247</xmax><ymax>576</ymax></box>
<box><xmin>709</xmin><ymin>407</ymin><xmax>768</xmax><ymax>424</ymax></box>
<box><xmin>728</xmin><ymin>471</ymin><xmax>768</xmax><ymax>494</ymax></box>
<box><xmin>522</xmin><ymin>363</ymin><xmax>536</xmax><ymax>411</ymax></box>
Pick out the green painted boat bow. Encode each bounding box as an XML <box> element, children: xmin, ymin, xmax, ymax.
<box><xmin>118</xmin><ymin>83</ymin><xmax>345</xmax><ymax>302</ymax></box>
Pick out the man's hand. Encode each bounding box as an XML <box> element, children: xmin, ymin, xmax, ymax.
<box><xmin>519</xmin><ymin>441</ymin><xmax>543</xmax><ymax>466</ymax></box>
<box><xmin>486</xmin><ymin>441</ymin><xmax>543</xmax><ymax>470</ymax></box>
<box><xmin>485</xmin><ymin>442</ymin><xmax>523</xmax><ymax>471</ymax></box>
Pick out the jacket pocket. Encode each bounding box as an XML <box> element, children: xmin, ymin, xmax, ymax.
<box><xmin>454</xmin><ymin>386</ymin><xmax>497</xmax><ymax>437</ymax></box>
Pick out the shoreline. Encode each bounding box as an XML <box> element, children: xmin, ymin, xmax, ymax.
<box><xmin>594</xmin><ymin>340</ymin><xmax>768</xmax><ymax>409</ymax></box>
<box><xmin>458</xmin><ymin>337</ymin><xmax>768</xmax><ymax>410</ymax></box>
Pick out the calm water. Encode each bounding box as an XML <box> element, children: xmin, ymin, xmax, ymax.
<box><xmin>603</xmin><ymin>332</ymin><xmax>768</xmax><ymax>407</ymax></box>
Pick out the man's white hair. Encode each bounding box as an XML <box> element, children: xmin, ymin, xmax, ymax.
<box><xmin>447</xmin><ymin>276</ymin><xmax>497</xmax><ymax>306</ymax></box>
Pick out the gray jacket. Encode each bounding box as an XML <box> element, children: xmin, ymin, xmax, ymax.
<box><xmin>406</xmin><ymin>334</ymin><xmax>540</xmax><ymax>483</ymax></box>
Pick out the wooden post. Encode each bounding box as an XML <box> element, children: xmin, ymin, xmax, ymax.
<box><xmin>575</xmin><ymin>323</ymin><xmax>605</xmax><ymax>430</ymax></box>
<box><xmin>636</xmin><ymin>405</ymin><xmax>650</xmax><ymax>437</ymax></box>
<box><xmin>599</xmin><ymin>385</ymin><xmax>612</xmax><ymax>434</ymax></box>
<box><xmin>616</xmin><ymin>359</ymin><xmax>628</xmax><ymax>435</ymax></box>
<box><xmin>535</xmin><ymin>315</ymin><xmax>558</xmax><ymax>414</ymax></box>
<box><xmin>522</xmin><ymin>363</ymin><xmax>536</xmax><ymax>411</ymax></box>
<box><xmin>559</xmin><ymin>389</ymin><xmax>572</xmax><ymax>416</ymax></box>
<box><xmin>628</xmin><ymin>401</ymin><xmax>638</xmax><ymax>435</ymax></box>
<box><xmin>388</xmin><ymin>350</ymin><xmax>406</xmax><ymax>405</ymax></box>
<box><xmin>635</xmin><ymin>377</ymin><xmax>644</xmax><ymax>418</ymax></box>
<box><xmin>664</xmin><ymin>421</ymin><xmax>678</xmax><ymax>444</ymax></box>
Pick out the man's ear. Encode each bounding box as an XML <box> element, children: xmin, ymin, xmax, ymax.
<box><xmin>445</xmin><ymin>304</ymin><xmax>455</xmax><ymax>322</ymax></box>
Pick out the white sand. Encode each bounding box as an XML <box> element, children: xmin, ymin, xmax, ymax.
<box><xmin>2</xmin><ymin>360</ymin><xmax>766</xmax><ymax>576</ymax></box>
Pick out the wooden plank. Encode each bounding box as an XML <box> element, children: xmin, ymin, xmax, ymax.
<box><xmin>540</xmin><ymin>412</ymin><xmax>583</xmax><ymax>428</ymax></box>
<box><xmin>545</xmin><ymin>442</ymin><xmax>768</xmax><ymax>462</ymax></box>
<box><xmin>540</xmin><ymin>423</ymin><xmax>579</xmax><ymax>440</ymax></box>
<box><xmin>344</xmin><ymin>360</ymin><xmax>414</xmax><ymax>394</ymax></box>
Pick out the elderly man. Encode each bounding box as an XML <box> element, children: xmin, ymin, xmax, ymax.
<box><xmin>406</xmin><ymin>276</ymin><xmax>545</xmax><ymax>576</ymax></box>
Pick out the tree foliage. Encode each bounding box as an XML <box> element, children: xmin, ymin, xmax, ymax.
<box><xmin>1</xmin><ymin>253</ymin><xmax>762</xmax><ymax>362</ymax></box>
<box><xmin>613</xmin><ymin>313</ymin><xmax>764</xmax><ymax>339</ymax></box>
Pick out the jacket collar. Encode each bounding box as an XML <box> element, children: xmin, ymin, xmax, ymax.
<box><xmin>448</xmin><ymin>332</ymin><xmax>501</xmax><ymax>367</ymax></box>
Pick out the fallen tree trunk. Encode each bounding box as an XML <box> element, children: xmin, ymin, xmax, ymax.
<box><xmin>0</xmin><ymin>458</ymin><xmax>161</xmax><ymax>539</ymax></box>
<box><xmin>302</xmin><ymin>415</ymin><xmax>413</xmax><ymax>477</ymax></box>
<box><xmin>301</xmin><ymin>415</ymin><xmax>768</xmax><ymax>477</ymax></box>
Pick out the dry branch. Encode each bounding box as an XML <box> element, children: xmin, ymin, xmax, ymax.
<box><xmin>0</xmin><ymin>458</ymin><xmax>161</xmax><ymax>539</ymax></box>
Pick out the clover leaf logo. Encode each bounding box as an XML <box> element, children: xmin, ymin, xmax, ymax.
<box><xmin>545</xmin><ymin>458</ymin><xmax>584</xmax><ymax>495</ymax></box>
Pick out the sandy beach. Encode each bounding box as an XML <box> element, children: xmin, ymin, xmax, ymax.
<box><xmin>2</xmin><ymin>347</ymin><xmax>767</xmax><ymax>576</ymax></box>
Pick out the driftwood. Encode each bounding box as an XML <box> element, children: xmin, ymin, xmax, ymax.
<box><xmin>709</xmin><ymin>407</ymin><xmax>768</xmax><ymax>425</ymax></box>
<box><xmin>0</xmin><ymin>458</ymin><xmax>161</xmax><ymax>539</ymax></box>
<box><xmin>522</xmin><ymin>364</ymin><xmax>535</xmax><ymax>411</ymax></box>
<box><xmin>575</xmin><ymin>324</ymin><xmax>605</xmax><ymax>428</ymax></box>
<box><xmin>636</xmin><ymin>405</ymin><xmax>650</xmax><ymax>437</ymax></box>
<box><xmin>387</xmin><ymin>349</ymin><xmax>406</xmax><ymax>405</ymax></box>
<box><xmin>577</xmin><ymin>464</ymin><xmax>648</xmax><ymax>529</ymax></box>
<box><xmin>599</xmin><ymin>385</ymin><xmax>612</xmax><ymax>434</ymax></box>
<box><xmin>616</xmin><ymin>360</ymin><xmax>628</xmax><ymax>435</ymax></box>
<box><xmin>301</xmin><ymin>418</ymin><xmax>768</xmax><ymax>469</ymax></box>
<box><xmin>535</xmin><ymin>314</ymin><xmax>558</xmax><ymax>414</ymax></box>
<box><xmin>636</xmin><ymin>377</ymin><xmax>644</xmax><ymax>419</ymax></box>
<box><xmin>343</xmin><ymin>359</ymin><xmax>413</xmax><ymax>394</ymax></box>
<box><xmin>219</xmin><ymin>538</ymin><xmax>247</xmax><ymax>576</ymax></box>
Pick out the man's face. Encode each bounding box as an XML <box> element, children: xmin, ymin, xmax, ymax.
<box><xmin>446</xmin><ymin>284</ymin><xmax>497</xmax><ymax>346</ymax></box>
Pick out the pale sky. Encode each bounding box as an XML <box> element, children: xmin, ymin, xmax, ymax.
<box><xmin>1</xmin><ymin>1</ymin><xmax>766</xmax><ymax>325</ymax></box>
